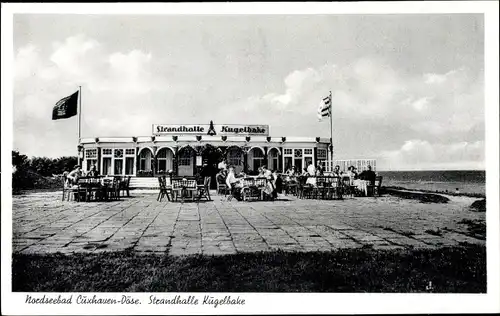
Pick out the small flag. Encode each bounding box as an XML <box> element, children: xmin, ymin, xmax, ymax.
<box><xmin>52</xmin><ymin>91</ymin><xmax>79</xmax><ymax>120</ymax></box>
<box><xmin>317</xmin><ymin>95</ymin><xmax>331</xmax><ymax>121</ymax></box>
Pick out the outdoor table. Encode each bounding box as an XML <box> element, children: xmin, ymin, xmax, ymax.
<box><xmin>172</xmin><ymin>178</ymin><xmax>197</xmax><ymax>202</ymax></box>
<box><xmin>353</xmin><ymin>179</ymin><xmax>370</xmax><ymax>196</ymax></box>
<box><xmin>77</xmin><ymin>176</ymin><xmax>108</xmax><ymax>201</ymax></box>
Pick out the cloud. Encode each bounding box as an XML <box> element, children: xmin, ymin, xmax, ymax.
<box><xmin>12</xmin><ymin>34</ymin><xmax>484</xmax><ymax>171</ymax></box>
<box><xmin>381</xmin><ymin>140</ymin><xmax>485</xmax><ymax>170</ymax></box>
<box><xmin>14</xmin><ymin>44</ymin><xmax>40</xmax><ymax>80</ymax></box>
<box><xmin>424</xmin><ymin>68</ymin><xmax>463</xmax><ymax>84</ymax></box>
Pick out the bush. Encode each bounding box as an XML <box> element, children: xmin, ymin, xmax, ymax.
<box><xmin>12</xmin><ymin>151</ymin><xmax>77</xmax><ymax>192</ymax></box>
<box><xmin>470</xmin><ymin>199</ymin><xmax>486</xmax><ymax>212</ymax></box>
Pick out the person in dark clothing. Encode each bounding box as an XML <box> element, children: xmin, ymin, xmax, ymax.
<box><xmin>358</xmin><ymin>165</ymin><xmax>376</xmax><ymax>185</ymax></box>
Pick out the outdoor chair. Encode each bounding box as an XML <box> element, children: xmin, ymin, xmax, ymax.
<box><xmin>297</xmin><ymin>176</ymin><xmax>313</xmax><ymax>199</ymax></box>
<box><xmin>216</xmin><ymin>176</ymin><xmax>230</xmax><ymax>196</ymax></box>
<box><xmin>119</xmin><ymin>176</ymin><xmax>131</xmax><ymax>197</ymax></box>
<box><xmin>284</xmin><ymin>179</ymin><xmax>298</xmax><ymax>196</ymax></box>
<box><xmin>316</xmin><ymin>176</ymin><xmax>329</xmax><ymax>199</ymax></box>
<box><xmin>197</xmin><ymin>176</ymin><xmax>212</xmax><ymax>202</ymax></box>
<box><xmin>80</xmin><ymin>177</ymin><xmax>102</xmax><ymax>202</ymax></box>
<box><xmin>100</xmin><ymin>177</ymin><xmax>119</xmax><ymax>201</ymax></box>
<box><xmin>62</xmin><ymin>175</ymin><xmax>85</xmax><ymax>202</ymax></box>
<box><xmin>341</xmin><ymin>177</ymin><xmax>356</xmax><ymax>198</ymax></box>
<box><xmin>329</xmin><ymin>177</ymin><xmax>344</xmax><ymax>200</ymax></box>
<box><xmin>157</xmin><ymin>176</ymin><xmax>173</xmax><ymax>202</ymax></box>
<box><xmin>367</xmin><ymin>176</ymin><xmax>383</xmax><ymax>197</ymax></box>
<box><xmin>255</xmin><ymin>177</ymin><xmax>269</xmax><ymax>200</ymax></box>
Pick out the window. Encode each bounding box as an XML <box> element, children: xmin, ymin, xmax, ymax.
<box><xmin>86</xmin><ymin>159</ymin><xmax>97</xmax><ymax>171</ymax></box>
<box><xmin>284</xmin><ymin>148</ymin><xmax>292</xmax><ymax>155</ymax></box>
<box><xmin>103</xmin><ymin>157</ymin><xmax>112</xmax><ymax>175</ymax></box>
<box><xmin>317</xmin><ymin>149</ymin><xmax>327</xmax><ymax>160</ymax></box>
<box><xmin>178</xmin><ymin>150</ymin><xmax>192</xmax><ymax>166</ymax></box>
<box><xmin>252</xmin><ymin>149</ymin><xmax>264</xmax><ymax>158</ymax></box>
<box><xmin>228</xmin><ymin>149</ymin><xmax>242</xmax><ymax>166</ymax></box>
<box><xmin>294</xmin><ymin>149</ymin><xmax>302</xmax><ymax>158</ymax></box>
<box><xmin>125</xmin><ymin>157</ymin><xmax>134</xmax><ymax>175</ymax></box>
<box><xmin>114</xmin><ymin>149</ymin><xmax>123</xmax><ymax>158</ymax></box>
<box><xmin>85</xmin><ymin>149</ymin><xmax>97</xmax><ymax>159</ymax></box>
<box><xmin>304</xmin><ymin>148</ymin><xmax>313</xmax><ymax>155</ymax></box>
<box><xmin>114</xmin><ymin>159</ymin><xmax>123</xmax><ymax>175</ymax></box>
<box><xmin>284</xmin><ymin>157</ymin><xmax>293</xmax><ymax>170</ymax></box>
<box><xmin>125</xmin><ymin>148</ymin><xmax>135</xmax><ymax>155</ymax></box>
<box><xmin>102</xmin><ymin>148</ymin><xmax>112</xmax><ymax>155</ymax></box>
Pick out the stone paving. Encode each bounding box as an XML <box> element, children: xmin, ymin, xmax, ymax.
<box><xmin>12</xmin><ymin>191</ymin><xmax>485</xmax><ymax>256</ymax></box>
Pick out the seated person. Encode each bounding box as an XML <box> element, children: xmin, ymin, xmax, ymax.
<box><xmin>66</xmin><ymin>165</ymin><xmax>82</xmax><ymax>187</ymax></box>
<box><xmin>358</xmin><ymin>165</ymin><xmax>376</xmax><ymax>185</ymax></box>
<box><xmin>87</xmin><ymin>164</ymin><xmax>99</xmax><ymax>177</ymax></box>
<box><xmin>301</xmin><ymin>168</ymin><xmax>308</xmax><ymax>176</ymax></box>
<box><xmin>217</xmin><ymin>159</ymin><xmax>227</xmax><ymax>172</ymax></box>
<box><xmin>225</xmin><ymin>166</ymin><xmax>243</xmax><ymax>201</ymax></box>
<box><xmin>346</xmin><ymin>166</ymin><xmax>358</xmax><ymax>179</ymax></box>
<box><xmin>261</xmin><ymin>166</ymin><xmax>276</xmax><ymax>199</ymax></box>
<box><xmin>332</xmin><ymin>165</ymin><xmax>342</xmax><ymax>176</ymax></box>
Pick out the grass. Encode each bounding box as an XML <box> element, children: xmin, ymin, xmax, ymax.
<box><xmin>383</xmin><ymin>188</ymin><xmax>450</xmax><ymax>204</ymax></box>
<box><xmin>457</xmin><ymin>219</ymin><xmax>486</xmax><ymax>240</ymax></box>
<box><xmin>12</xmin><ymin>245</ymin><xmax>485</xmax><ymax>293</ymax></box>
<box><xmin>469</xmin><ymin>199</ymin><xmax>486</xmax><ymax>212</ymax></box>
<box><xmin>383</xmin><ymin>186</ymin><xmax>486</xmax><ymax>199</ymax></box>
<box><xmin>425</xmin><ymin>229</ymin><xmax>443</xmax><ymax>237</ymax></box>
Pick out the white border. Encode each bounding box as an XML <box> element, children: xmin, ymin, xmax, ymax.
<box><xmin>2</xmin><ymin>2</ymin><xmax>499</xmax><ymax>315</ymax></box>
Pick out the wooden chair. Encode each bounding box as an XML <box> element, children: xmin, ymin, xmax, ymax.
<box><xmin>297</xmin><ymin>176</ymin><xmax>313</xmax><ymax>199</ymax></box>
<box><xmin>367</xmin><ymin>176</ymin><xmax>383</xmax><ymax>197</ymax></box>
<box><xmin>120</xmin><ymin>176</ymin><xmax>132</xmax><ymax>197</ymax></box>
<box><xmin>316</xmin><ymin>176</ymin><xmax>329</xmax><ymax>199</ymax></box>
<box><xmin>341</xmin><ymin>177</ymin><xmax>355</xmax><ymax>198</ymax></box>
<box><xmin>197</xmin><ymin>176</ymin><xmax>212</xmax><ymax>202</ymax></box>
<box><xmin>157</xmin><ymin>176</ymin><xmax>173</xmax><ymax>202</ymax></box>
<box><xmin>330</xmin><ymin>177</ymin><xmax>344</xmax><ymax>200</ymax></box>
<box><xmin>62</xmin><ymin>175</ymin><xmax>83</xmax><ymax>201</ymax></box>
<box><xmin>103</xmin><ymin>178</ymin><xmax>120</xmax><ymax>200</ymax></box>
<box><xmin>81</xmin><ymin>177</ymin><xmax>102</xmax><ymax>202</ymax></box>
<box><xmin>216</xmin><ymin>176</ymin><xmax>230</xmax><ymax>196</ymax></box>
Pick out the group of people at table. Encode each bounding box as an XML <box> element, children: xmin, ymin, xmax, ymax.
<box><xmin>63</xmin><ymin>164</ymin><xmax>123</xmax><ymax>201</ymax></box>
<box><xmin>215</xmin><ymin>159</ymin><xmax>377</xmax><ymax>201</ymax></box>
<box><xmin>216</xmin><ymin>160</ymin><xmax>279</xmax><ymax>201</ymax></box>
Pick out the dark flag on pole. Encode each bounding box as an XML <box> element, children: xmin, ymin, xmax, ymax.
<box><xmin>52</xmin><ymin>91</ymin><xmax>79</xmax><ymax>120</ymax></box>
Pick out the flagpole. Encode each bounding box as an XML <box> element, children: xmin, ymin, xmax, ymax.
<box><xmin>77</xmin><ymin>85</ymin><xmax>82</xmax><ymax>165</ymax></box>
<box><xmin>329</xmin><ymin>90</ymin><xmax>333</xmax><ymax>172</ymax></box>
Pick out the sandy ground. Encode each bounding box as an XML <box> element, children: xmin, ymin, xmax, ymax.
<box><xmin>12</xmin><ymin>190</ymin><xmax>485</xmax><ymax>256</ymax></box>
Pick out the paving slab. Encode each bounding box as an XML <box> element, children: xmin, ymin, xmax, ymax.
<box><xmin>11</xmin><ymin>191</ymin><xmax>485</xmax><ymax>255</ymax></box>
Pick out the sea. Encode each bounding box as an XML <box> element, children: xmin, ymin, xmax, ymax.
<box><xmin>377</xmin><ymin>170</ymin><xmax>486</xmax><ymax>195</ymax></box>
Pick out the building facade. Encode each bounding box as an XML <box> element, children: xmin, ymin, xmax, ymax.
<box><xmin>79</xmin><ymin>122</ymin><xmax>376</xmax><ymax>179</ymax></box>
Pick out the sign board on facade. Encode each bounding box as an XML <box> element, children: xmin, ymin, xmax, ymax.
<box><xmin>152</xmin><ymin>121</ymin><xmax>269</xmax><ymax>136</ymax></box>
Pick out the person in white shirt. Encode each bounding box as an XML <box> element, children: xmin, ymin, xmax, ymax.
<box><xmin>306</xmin><ymin>161</ymin><xmax>316</xmax><ymax>177</ymax></box>
<box><xmin>225</xmin><ymin>166</ymin><xmax>242</xmax><ymax>200</ymax></box>
<box><xmin>217</xmin><ymin>159</ymin><xmax>227</xmax><ymax>172</ymax></box>
<box><xmin>306</xmin><ymin>162</ymin><xmax>317</xmax><ymax>186</ymax></box>
<box><xmin>66</xmin><ymin>165</ymin><xmax>82</xmax><ymax>187</ymax></box>
<box><xmin>261</xmin><ymin>166</ymin><xmax>275</xmax><ymax>198</ymax></box>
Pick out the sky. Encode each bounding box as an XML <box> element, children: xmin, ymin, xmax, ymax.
<box><xmin>13</xmin><ymin>14</ymin><xmax>485</xmax><ymax>170</ymax></box>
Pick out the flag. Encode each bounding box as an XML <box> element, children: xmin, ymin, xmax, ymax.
<box><xmin>52</xmin><ymin>91</ymin><xmax>79</xmax><ymax>120</ymax></box>
<box><xmin>317</xmin><ymin>95</ymin><xmax>331</xmax><ymax>121</ymax></box>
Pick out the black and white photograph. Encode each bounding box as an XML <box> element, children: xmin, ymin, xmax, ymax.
<box><xmin>1</xmin><ymin>2</ymin><xmax>499</xmax><ymax>315</ymax></box>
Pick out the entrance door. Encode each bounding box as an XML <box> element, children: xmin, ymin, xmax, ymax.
<box><xmin>178</xmin><ymin>148</ymin><xmax>194</xmax><ymax>177</ymax></box>
<box><xmin>294</xmin><ymin>159</ymin><xmax>303</xmax><ymax>173</ymax></box>
<box><xmin>201</xmin><ymin>145</ymin><xmax>222</xmax><ymax>189</ymax></box>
